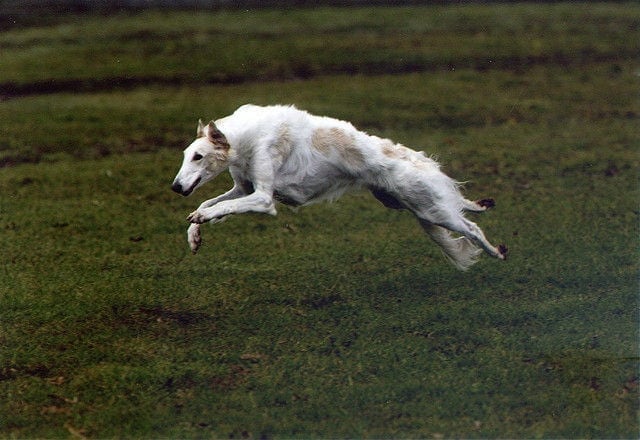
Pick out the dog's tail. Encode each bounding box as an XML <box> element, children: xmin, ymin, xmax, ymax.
<box><xmin>421</xmin><ymin>222</ymin><xmax>481</xmax><ymax>271</ymax></box>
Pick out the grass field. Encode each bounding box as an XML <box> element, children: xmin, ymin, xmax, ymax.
<box><xmin>1</xmin><ymin>3</ymin><xmax>639</xmax><ymax>438</ymax></box>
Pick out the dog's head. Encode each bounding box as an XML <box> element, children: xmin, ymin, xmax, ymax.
<box><xmin>171</xmin><ymin>120</ymin><xmax>230</xmax><ymax>196</ymax></box>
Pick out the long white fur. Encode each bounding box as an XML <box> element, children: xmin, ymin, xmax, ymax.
<box><xmin>171</xmin><ymin>104</ymin><xmax>506</xmax><ymax>270</ymax></box>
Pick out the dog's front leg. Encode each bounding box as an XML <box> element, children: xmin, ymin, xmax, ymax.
<box><xmin>188</xmin><ymin>190</ymin><xmax>276</xmax><ymax>224</ymax></box>
<box><xmin>187</xmin><ymin>216</ymin><xmax>229</xmax><ymax>253</ymax></box>
<box><xmin>185</xmin><ymin>186</ymin><xmax>244</xmax><ymax>253</ymax></box>
<box><xmin>187</xmin><ymin>223</ymin><xmax>202</xmax><ymax>253</ymax></box>
<box><xmin>197</xmin><ymin>184</ymin><xmax>245</xmax><ymax>210</ymax></box>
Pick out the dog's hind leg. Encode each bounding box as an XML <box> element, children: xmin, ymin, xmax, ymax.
<box><xmin>418</xmin><ymin>220</ymin><xmax>482</xmax><ymax>271</ymax></box>
<box><xmin>433</xmin><ymin>214</ymin><xmax>507</xmax><ymax>261</ymax></box>
<box><xmin>409</xmin><ymin>189</ymin><xmax>506</xmax><ymax>268</ymax></box>
<box><xmin>369</xmin><ymin>183</ymin><xmax>505</xmax><ymax>267</ymax></box>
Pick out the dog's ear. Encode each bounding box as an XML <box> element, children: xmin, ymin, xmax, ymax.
<box><xmin>196</xmin><ymin>119</ymin><xmax>206</xmax><ymax>138</ymax></box>
<box><xmin>206</xmin><ymin>121</ymin><xmax>230</xmax><ymax>150</ymax></box>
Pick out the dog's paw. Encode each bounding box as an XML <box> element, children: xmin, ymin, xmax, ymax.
<box><xmin>187</xmin><ymin>210</ymin><xmax>207</xmax><ymax>224</ymax></box>
<box><xmin>477</xmin><ymin>198</ymin><xmax>496</xmax><ymax>209</ymax></box>
<box><xmin>187</xmin><ymin>223</ymin><xmax>202</xmax><ymax>254</ymax></box>
<box><xmin>498</xmin><ymin>244</ymin><xmax>508</xmax><ymax>260</ymax></box>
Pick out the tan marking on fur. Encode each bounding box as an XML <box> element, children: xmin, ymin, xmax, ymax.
<box><xmin>381</xmin><ymin>140</ymin><xmax>399</xmax><ymax>158</ymax></box>
<box><xmin>312</xmin><ymin>127</ymin><xmax>364</xmax><ymax>167</ymax></box>
<box><xmin>380</xmin><ymin>139</ymin><xmax>434</xmax><ymax>171</ymax></box>
<box><xmin>274</xmin><ymin>125</ymin><xmax>293</xmax><ymax>160</ymax></box>
<box><xmin>205</xmin><ymin>151</ymin><xmax>229</xmax><ymax>174</ymax></box>
<box><xmin>381</xmin><ymin>140</ymin><xmax>414</xmax><ymax>161</ymax></box>
<box><xmin>340</xmin><ymin>143</ymin><xmax>365</xmax><ymax>167</ymax></box>
<box><xmin>311</xmin><ymin>128</ymin><xmax>333</xmax><ymax>155</ymax></box>
<box><xmin>207</xmin><ymin>121</ymin><xmax>230</xmax><ymax>151</ymax></box>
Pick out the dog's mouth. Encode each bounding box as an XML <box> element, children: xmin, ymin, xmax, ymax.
<box><xmin>183</xmin><ymin>177</ymin><xmax>201</xmax><ymax>196</ymax></box>
<box><xmin>172</xmin><ymin>177</ymin><xmax>201</xmax><ymax>196</ymax></box>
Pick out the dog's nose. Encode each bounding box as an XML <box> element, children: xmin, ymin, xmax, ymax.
<box><xmin>171</xmin><ymin>181</ymin><xmax>183</xmax><ymax>194</ymax></box>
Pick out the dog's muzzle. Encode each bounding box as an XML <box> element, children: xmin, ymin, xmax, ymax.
<box><xmin>171</xmin><ymin>181</ymin><xmax>184</xmax><ymax>195</ymax></box>
<box><xmin>171</xmin><ymin>177</ymin><xmax>200</xmax><ymax>196</ymax></box>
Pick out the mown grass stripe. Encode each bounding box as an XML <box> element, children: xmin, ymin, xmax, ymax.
<box><xmin>1</xmin><ymin>49</ymin><xmax>636</xmax><ymax>100</ymax></box>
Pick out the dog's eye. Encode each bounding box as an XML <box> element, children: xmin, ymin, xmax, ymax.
<box><xmin>192</xmin><ymin>153</ymin><xmax>203</xmax><ymax>161</ymax></box>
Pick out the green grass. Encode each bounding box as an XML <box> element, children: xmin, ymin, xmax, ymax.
<box><xmin>1</xmin><ymin>3</ymin><xmax>637</xmax><ymax>93</ymax></box>
<box><xmin>1</xmin><ymin>3</ymin><xmax>639</xmax><ymax>438</ymax></box>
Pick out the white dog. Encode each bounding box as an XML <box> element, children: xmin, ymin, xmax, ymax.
<box><xmin>172</xmin><ymin>104</ymin><xmax>506</xmax><ymax>270</ymax></box>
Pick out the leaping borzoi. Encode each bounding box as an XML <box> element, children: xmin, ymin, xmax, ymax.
<box><xmin>171</xmin><ymin>104</ymin><xmax>507</xmax><ymax>270</ymax></box>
